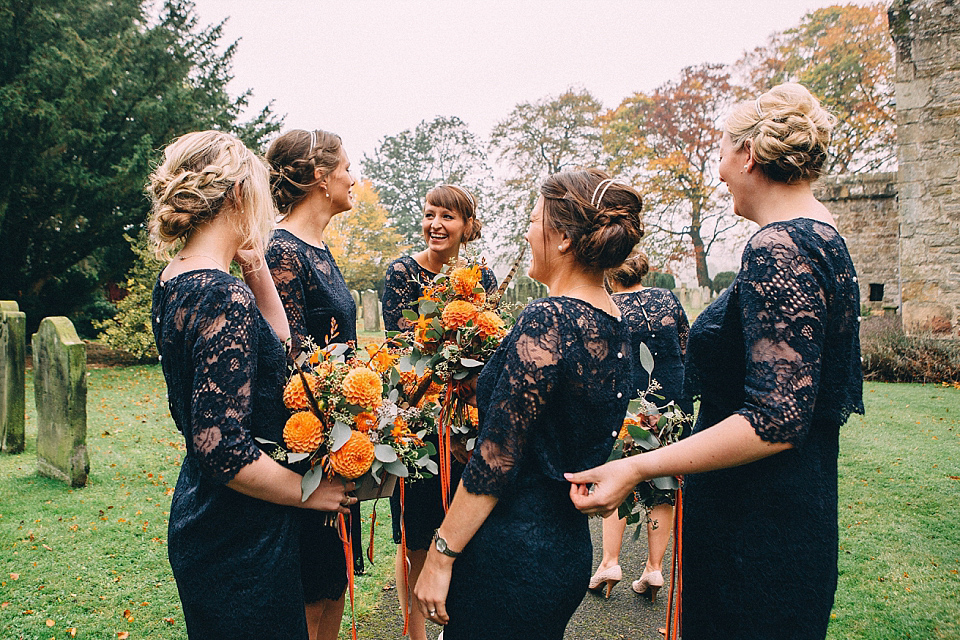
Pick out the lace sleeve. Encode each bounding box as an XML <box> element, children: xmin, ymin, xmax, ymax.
<box><xmin>189</xmin><ymin>282</ymin><xmax>263</xmax><ymax>483</ymax></box>
<box><xmin>481</xmin><ymin>266</ymin><xmax>498</xmax><ymax>296</ymax></box>
<box><xmin>461</xmin><ymin>302</ymin><xmax>561</xmax><ymax>497</ymax></box>
<box><xmin>382</xmin><ymin>259</ymin><xmax>418</xmax><ymax>332</ymax></box>
<box><xmin>736</xmin><ymin>228</ymin><xmax>827</xmax><ymax>446</ymax></box>
<box><xmin>267</xmin><ymin>238</ymin><xmax>310</xmax><ymax>352</ymax></box>
<box><xmin>671</xmin><ymin>292</ymin><xmax>690</xmax><ymax>356</ymax></box>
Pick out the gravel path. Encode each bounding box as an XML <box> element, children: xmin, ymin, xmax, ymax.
<box><xmin>354</xmin><ymin>517</ymin><xmax>673</xmax><ymax>639</ymax></box>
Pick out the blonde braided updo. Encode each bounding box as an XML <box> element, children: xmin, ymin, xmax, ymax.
<box><xmin>725</xmin><ymin>83</ymin><xmax>836</xmax><ymax>184</ymax></box>
<box><xmin>265</xmin><ymin>129</ymin><xmax>343</xmax><ymax>215</ymax></box>
<box><xmin>147</xmin><ymin>130</ymin><xmax>274</xmax><ymax>260</ymax></box>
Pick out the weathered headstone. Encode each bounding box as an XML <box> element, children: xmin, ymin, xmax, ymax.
<box><xmin>361</xmin><ymin>290</ymin><xmax>381</xmax><ymax>332</ymax></box>
<box><xmin>1</xmin><ymin>302</ymin><xmax>26</xmax><ymax>453</ymax></box>
<box><xmin>32</xmin><ymin>317</ymin><xmax>88</xmax><ymax>487</ymax></box>
<box><xmin>351</xmin><ymin>290</ymin><xmax>362</xmax><ymax>318</ymax></box>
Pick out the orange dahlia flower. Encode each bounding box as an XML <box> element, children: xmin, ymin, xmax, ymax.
<box><xmin>450</xmin><ymin>265</ymin><xmax>483</xmax><ymax>297</ymax></box>
<box><xmin>354</xmin><ymin>411</ymin><xmax>377</xmax><ymax>432</ymax></box>
<box><xmin>330</xmin><ymin>430</ymin><xmax>375</xmax><ymax>479</ymax></box>
<box><xmin>283</xmin><ymin>374</ymin><xmax>321</xmax><ymax>411</ymax></box>
<box><xmin>441</xmin><ymin>300</ymin><xmax>478</xmax><ymax>330</ymax></box>
<box><xmin>474</xmin><ymin>310</ymin><xmax>505</xmax><ymax>339</ymax></box>
<box><xmin>283</xmin><ymin>411</ymin><xmax>325</xmax><ymax>453</ymax></box>
<box><xmin>341</xmin><ymin>367</ymin><xmax>382</xmax><ymax>408</ymax></box>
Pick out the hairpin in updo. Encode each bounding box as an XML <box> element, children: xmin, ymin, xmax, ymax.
<box><xmin>308</xmin><ymin>130</ymin><xmax>317</xmax><ymax>152</ymax></box>
<box><xmin>590</xmin><ymin>178</ymin><xmax>617</xmax><ymax>209</ymax></box>
<box><xmin>755</xmin><ymin>96</ymin><xmax>765</xmax><ymax>119</ymax></box>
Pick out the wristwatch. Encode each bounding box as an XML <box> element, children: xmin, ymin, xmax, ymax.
<box><xmin>432</xmin><ymin>530</ymin><xmax>461</xmax><ymax>558</ymax></box>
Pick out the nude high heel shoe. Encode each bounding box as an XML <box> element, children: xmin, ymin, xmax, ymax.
<box><xmin>631</xmin><ymin>570</ymin><xmax>664</xmax><ymax>603</ymax></box>
<box><xmin>587</xmin><ymin>564</ymin><xmax>622</xmax><ymax>598</ymax></box>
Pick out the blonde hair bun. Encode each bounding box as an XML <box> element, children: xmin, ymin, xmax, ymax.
<box><xmin>727</xmin><ymin>83</ymin><xmax>836</xmax><ymax>184</ymax></box>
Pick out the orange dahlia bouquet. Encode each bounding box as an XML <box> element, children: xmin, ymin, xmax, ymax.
<box><xmin>259</xmin><ymin>339</ymin><xmax>440</xmax><ymax>502</ymax></box>
<box><xmin>608</xmin><ymin>343</ymin><xmax>690</xmax><ymax>524</ymax></box>
<box><xmin>391</xmin><ymin>256</ymin><xmax>515</xmax><ymax>452</ymax></box>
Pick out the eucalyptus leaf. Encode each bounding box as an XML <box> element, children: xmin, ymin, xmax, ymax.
<box><xmin>301</xmin><ymin>467</ymin><xmax>323</xmax><ymax>503</ymax></box>
<box><xmin>415</xmin><ymin>357</ymin><xmax>427</xmax><ymax>377</ymax></box>
<box><xmin>420</xmin><ymin>300</ymin><xmax>438</xmax><ymax>315</ymax></box>
<box><xmin>459</xmin><ymin>358</ymin><xmax>483</xmax><ymax>367</ymax></box>
<box><xmin>330</xmin><ymin>422</ymin><xmax>352</xmax><ymax>452</ymax></box>
<box><xmin>396</xmin><ymin>355</ymin><xmax>413</xmax><ymax>373</ymax></box>
<box><xmin>374</xmin><ymin>444</ymin><xmax>398</xmax><ymax>463</ymax></box>
<box><xmin>385</xmin><ymin>459</ymin><xmax>410</xmax><ymax>478</ymax></box>
<box><xmin>295</xmin><ymin>352</ymin><xmax>309</xmax><ymax>368</ymax></box>
<box><xmin>389</xmin><ymin>367</ymin><xmax>401</xmax><ymax>386</ymax></box>
<box><xmin>425</xmin><ymin>441</ymin><xmax>437</xmax><ymax>456</ymax></box>
<box><xmin>402</xmin><ymin>309</ymin><xmax>419</xmax><ymax>322</ymax></box>
<box><xmin>452</xmin><ymin>369</ymin><xmax>470</xmax><ymax>380</ymax></box>
<box><xmin>286</xmin><ymin>452</ymin><xmax>310</xmax><ymax>464</ymax></box>
<box><xmin>422</xmin><ymin>459</ymin><xmax>439</xmax><ymax>475</ymax></box>
<box><xmin>465</xmin><ymin>437</ymin><xmax>476</xmax><ymax>451</ymax></box>
<box><xmin>388</xmin><ymin>388</ymin><xmax>399</xmax><ymax>404</ymax></box>
<box><xmin>254</xmin><ymin>437</ymin><xmax>278</xmax><ymax>446</ymax></box>
<box><xmin>326</xmin><ymin>343</ymin><xmax>350</xmax><ymax>357</ymax></box>
<box><xmin>371</xmin><ymin>459</ymin><xmax>383</xmax><ymax>476</ymax></box>
<box><xmin>639</xmin><ymin>341</ymin><xmax>655</xmax><ymax>375</ymax></box>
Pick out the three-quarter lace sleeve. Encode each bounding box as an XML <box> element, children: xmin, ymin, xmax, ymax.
<box><xmin>461</xmin><ymin>303</ymin><xmax>561</xmax><ymax>497</ymax></box>
<box><xmin>188</xmin><ymin>282</ymin><xmax>263</xmax><ymax>483</ymax></box>
<box><xmin>382</xmin><ymin>258</ymin><xmax>421</xmax><ymax>332</ymax></box>
<box><xmin>736</xmin><ymin>227</ymin><xmax>827</xmax><ymax>446</ymax></box>
<box><xmin>266</xmin><ymin>237</ymin><xmax>311</xmax><ymax>351</ymax></box>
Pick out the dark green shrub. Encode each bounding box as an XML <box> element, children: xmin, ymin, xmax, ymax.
<box><xmin>642</xmin><ymin>271</ymin><xmax>676</xmax><ymax>290</ymax></box>
<box><xmin>860</xmin><ymin>315</ymin><xmax>960</xmax><ymax>383</ymax></box>
<box><xmin>93</xmin><ymin>233</ymin><xmax>164</xmax><ymax>362</ymax></box>
<box><xmin>712</xmin><ymin>271</ymin><xmax>737</xmax><ymax>293</ymax></box>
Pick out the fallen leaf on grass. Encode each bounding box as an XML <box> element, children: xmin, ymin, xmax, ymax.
<box><xmin>67</xmin><ymin>627</ymin><xmax>77</xmax><ymax>637</ymax></box>
<box><xmin>43</xmin><ymin>544</ymin><xmax>53</xmax><ymax>551</ymax></box>
<box><xmin>1</xmin><ymin>602</ymin><xmax>9</xmax><ymax>609</ymax></box>
<box><xmin>10</xmin><ymin>573</ymin><xmax>19</xmax><ymax>580</ymax></box>
<box><xmin>118</xmin><ymin>632</ymin><xmax>130</xmax><ymax>639</ymax></box>
<box><xmin>46</xmin><ymin>619</ymin><xmax>55</xmax><ymax>627</ymax></box>
<box><xmin>163</xmin><ymin>617</ymin><xmax>176</xmax><ymax>625</ymax></box>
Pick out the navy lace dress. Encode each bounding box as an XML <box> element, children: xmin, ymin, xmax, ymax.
<box><xmin>381</xmin><ymin>255</ymin><xmax>497</xmax><ymax>550</ymax></box>
<box><xmin>444</xmin><ymin>297</ymin><xmax>633</xmax><ymax>640</ymax></box>
<box><xmin>266</xmin><ymin>229</ymin><xmax>357</xmax><ymax>602</ymax></box>
<box><xmin>152</xmin><ymin>270</ymin><xmax>307</xmax><ymax>640</ymax></box>
<box><xmin>682</xmin><ymin>219</ymin><xmax>864</xmax><ymax>639</ymax></box>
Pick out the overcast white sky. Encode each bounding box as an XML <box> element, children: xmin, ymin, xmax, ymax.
<box><xmin>193</xmin><ymin>0</ymin><xmax>859</xmax><ymax>165</ymax></box>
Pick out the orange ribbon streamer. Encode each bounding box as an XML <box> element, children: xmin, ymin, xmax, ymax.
<box><xmin>399</xmin><ymin>478</ymin><xmax>411</xmax><ymax>636</ymax></box>
<box><xmin>664</xmin><ymin>485</ymin><xmax>683</xmax><ymax>640</ymax></box>
<box><xmin>437</xmin><ymin>384</ymin><xmax>457</xmax><ymax>513</ymax></box>
<box><xmin>338</xmin><ymin>513</ymin><xmax>358</xmax><ymax>640</ymax></box>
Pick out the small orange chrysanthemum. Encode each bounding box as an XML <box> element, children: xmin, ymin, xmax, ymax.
<box><xmin>283</xmin><ymin>411</ymin><xmax>325</xmax><ymax>453</ymax></box>
<box><xmin>441</xmin><ymin>300</ymin><xmax>478</xmax><ymax>330</ymax></box>
<box><xmin>450</xmin><ymin>265</ymin><xmax>483</xmax><ymax>298</ymax></box>
<box><xmin>283</xmin><ymin>374</ymin><xmax>321</xmax><ymax>411</ymax></box>
<box><xmin>474</xmin><ymin>310</ymin><xmax>505</xmax><ymax>339</ymax></box>
<box><xmin>354</xmin><ymin>411</ymin><xmax>377</xmax><ymax>432</ymax></box>
<box><xmin>341</xmin><ymin>367</ymin><xmax>382</xmax><ymax>408</ymax></box>
<box><xmin>330</xmin><ymin>430</ymin><xmax>375</xmax><ymax>479</ymax></box>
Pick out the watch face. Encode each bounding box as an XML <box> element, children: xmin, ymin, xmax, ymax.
<box><xmin>436</xmin><ymin>537</ymin><xmax>447</xmax><ymax>552</ymax></box>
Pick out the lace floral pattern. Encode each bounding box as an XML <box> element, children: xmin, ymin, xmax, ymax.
<box><xmin>680</xmin><ymin>218</ymin><xmax>864</xmax><ymax>639</ymax></box>
<box><xmin>266</xmin><ymin>229</ymin><xmax>357</xmax><ymax>352</ymax></box>
<box><xmin>613</xmin><ymin>288</ymin><xmax>692</xmax><ymax>414</ymax></box>
<box><xmin>445</xmin><ymin>297</ymin><xmax>632</xmax><ymax>639</ymax></box>
<box><xmin>381</xmin><ymin>255</ymin><xmax>497</xmax><ymax>332</ymax></box>
<box><xmin>152</xmin><ymin>269</ymin><xmax>306</xmax><ymax>639</ymax></box>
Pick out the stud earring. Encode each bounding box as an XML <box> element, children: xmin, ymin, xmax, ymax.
<box><xmin>325</xmin><ymin>192</ymin><xmax>330</xmax><ymax>198</ymax></box>
<box><xmin>743</xmin><ymin>165</ymin><xmax>749</xmax><ymax>171</ymax></box>
<box><xmin>558</xmin><ymin>245</ymin><xmax>564</xmax><ymax>251</ymax></box>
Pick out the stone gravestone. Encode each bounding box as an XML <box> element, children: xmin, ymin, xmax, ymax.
<box><xmin>32</xmin><ymin>317</ymin><xmax>89</xmax><ymax>487</ymax></box>
<box><xmin>361</xmin><ymin>290</ymin><xmax>381</xmax><ymax>332</ymax></box>
<box><xmin>350</xmin><ymin>290</ymin><xmax>361</xmax><ymax>318</ymax></box>
<box><xmin>1</xmin><ymin>301</ymin><xmax>26</xmax><ymax>453</ymax></box>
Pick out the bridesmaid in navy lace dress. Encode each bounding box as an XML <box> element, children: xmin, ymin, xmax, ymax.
<box><xmin>415</xmin><ymin>170</ymin><xmax>644</xmax><ymax>639</ymax></box>
<box><xmin>264</xmin><ymin>129</ymin><xmax>359</xmax><ymax>640</ymax></box>
<box><xmin>588</xmin><ymin>249</ymin><xmax>693</xmax><ymax>602</ymax></box>
<box><xmin>380</xmin><ymin>184</ymin><xmax>495</xmax><ymax>640</ymax></box>
<box><xmin>148</xmin><ymin>131</ymin><xmax>353</xmax><ymax>639</ymax></box>
<box><xmin>568</xmin><ymin>84</ymin><xmax>864</xmax><ymax>640</ymax></box>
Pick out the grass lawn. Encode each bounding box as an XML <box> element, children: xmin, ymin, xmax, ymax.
<box><xmin>0</xmin><ymin>366</ymin><xmax>395</xmax><ymax>640</ymax></box>
<box><xmin>1</xmin><ymin>369</ymin><xmax>958</xmax><ymax>639</ymax></box>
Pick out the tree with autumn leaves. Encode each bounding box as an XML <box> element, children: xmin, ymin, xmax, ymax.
<box><xmin>325</xmin><ymin>179</ymin><xmax>407</xmax><ymax>293</ymax></box>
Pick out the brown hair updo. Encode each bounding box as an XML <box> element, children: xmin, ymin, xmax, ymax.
<box><xmin>266</xmin><ymin>129</ymin><xmax>343</xmax><ymax>214</ymax></box>
<box><xmin>725</xmin><ymin>83</ymin><xmax>836</xmax><ymax>184</ymax></box>
<box><xmin>147</xmin><ymin>130</ymin><xmax>273</xmax><ymax>260</ymax></box>
<box><xmin>425</xmin><ymin>184</ymin><xmax>483</xmax><ymax>242</ymax></box>
<box><xmin>540</xmin><ymin>169</ymin><xmax>644</xmax><ymax>271</ymax></box>
<box><xmin>606</xmin><ymin>247</ymin><xmax>649</xmax><ymax>289</ymax></box>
